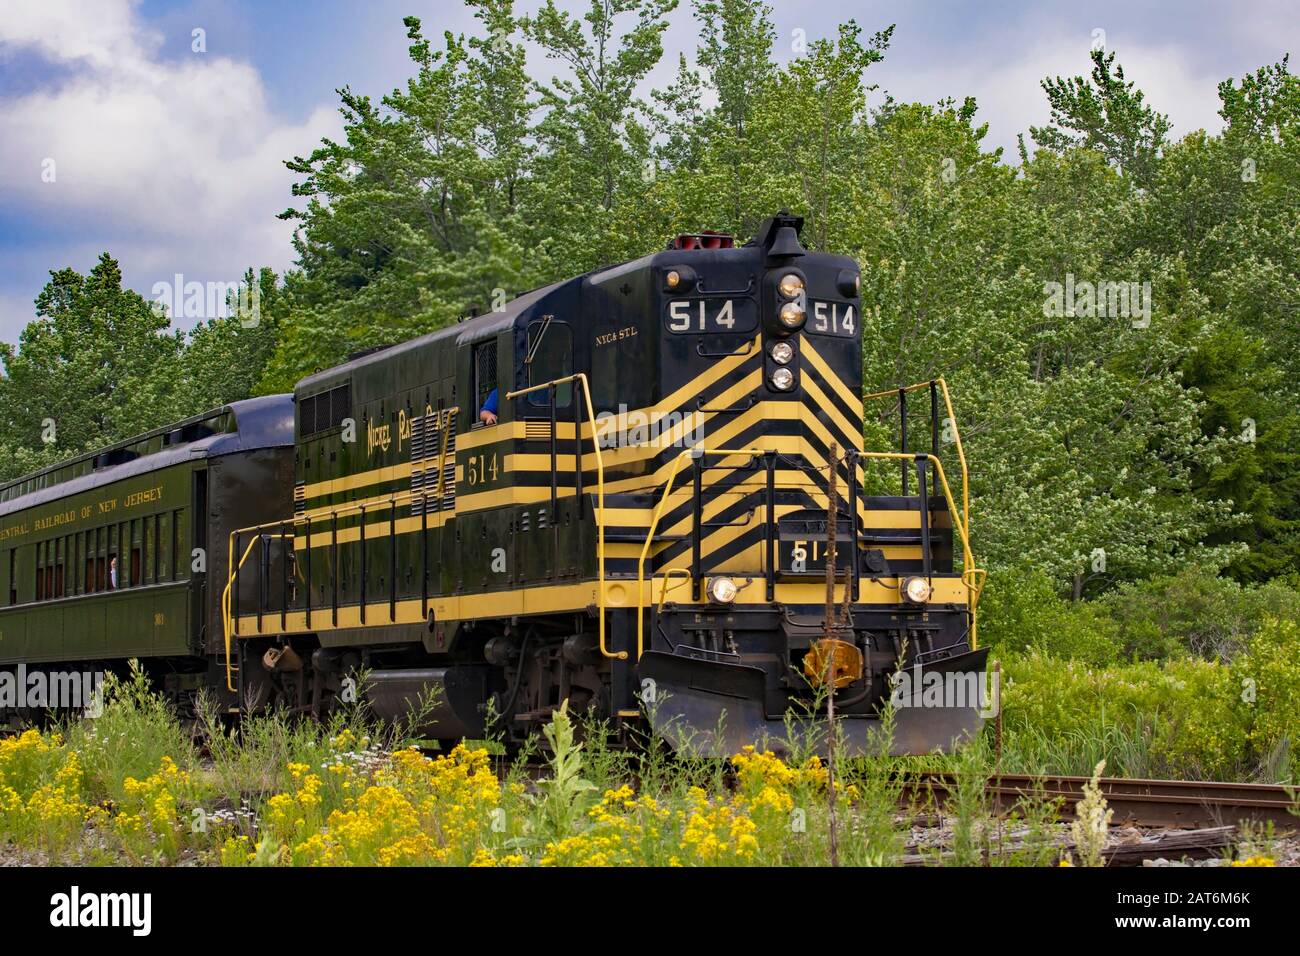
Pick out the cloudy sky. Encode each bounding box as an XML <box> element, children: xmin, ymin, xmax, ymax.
<box><xmin>1</xmin><ymin>0</ymin><xmax>1296</xmax><ymax>346</ymax></box>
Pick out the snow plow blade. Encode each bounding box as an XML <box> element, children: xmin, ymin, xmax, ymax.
<box><xmin>637</xmin><ymin>648</ymin><xmax>990</xmax><ymax>757</ymax></box>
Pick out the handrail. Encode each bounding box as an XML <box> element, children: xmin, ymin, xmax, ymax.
<box><xmin>220</xmin><ymin>406</ymin><xmax>475</xmax><ymax>682</ymax></box>
<box><xmin>220</xmin><ymin>398</ymin><xmax>523</xmax><ymax>688</ymax></box>
<box><xmin>636</xmin><ymin>446</ymin><xmax>767</xmax><ymax>661</ymax></box>
<box><xmin>506</xmin><ymin>373</ymin><xmax>616</xmax><ymax>659</ymax></box>
<box><xmin>862</xmin><ymin>378</ymin><xmax>969</xmax><ymax>533</ymax></box>
<box><xmin>655</xmin><ymin>567</ymin><xmax>694</xmax><ymax>610</ymax></box>
<box><xmin>433</xmin><ymin>406</ymin><xmax>459</xmax><ymax>501</ymax></box>
<box><xmin>222</xmin><ymin>532</ymin><xmax>291</xmax><ymax>692</ymax></box>
<box><xmin>223</xmin><ymin>489</ymin><xmax>425</xmax><ymax>663</ymax></box>
<box><xmin>853</xmin><ymin>451</ymin><xmax>984</xmax><ymax>649</ymax></box>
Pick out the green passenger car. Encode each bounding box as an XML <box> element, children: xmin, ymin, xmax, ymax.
<box><xmin>0</xmin><ymin>396</ymin><xmax>293</xmax><ymax>719</ymax></box>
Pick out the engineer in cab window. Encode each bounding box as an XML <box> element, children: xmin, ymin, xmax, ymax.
<box><xmin>479</xmin><ymin>388</ymin><xmax>498</xmax><ymax>425</ymax></box>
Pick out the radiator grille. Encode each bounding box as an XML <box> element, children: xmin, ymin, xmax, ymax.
<box><xmin>411</xmin><ymin>411</ymin><xmax>456</xmax><ymax>515</ymax></box>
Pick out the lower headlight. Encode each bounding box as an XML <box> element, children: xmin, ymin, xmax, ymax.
<box><xmin>707</xmin><ymin>576</ymin><xmax>738</xmax><ymax>604</ymax></box>
<box><xmin>770</xmin><ymin>367</ymin><xmax>795</xmax><ymax>391</ymax></box>
<box><xmin>778</xmin><ymin>302</ymin><xmax>806</xmax><ymax>330</ymax></box>
<box><xmin>902</xmin><ymin>576</ymin><xmax>932</xmax><ymax>604</ymax></box>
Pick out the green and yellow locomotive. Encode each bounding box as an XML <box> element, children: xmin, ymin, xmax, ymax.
<box><xmin>2</xmin><ymin>212</ymin><xmax>987</xmax><ymax>754</ymax></box>
<box><xmin>227</xmin><ymin>211</ymin><xmax>988</xmax><ymax>754</ymax></box>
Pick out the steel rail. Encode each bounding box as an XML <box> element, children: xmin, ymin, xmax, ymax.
<box><xmin>907</xmin><ymin>772</ymin><xmax>1299</xmax><ymax>830</ymax></box>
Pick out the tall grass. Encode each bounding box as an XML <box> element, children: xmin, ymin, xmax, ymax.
<box><xmin>62</xmin><ymin>662</ymin><xmax>198</xmax><ymax>805</ymax></box>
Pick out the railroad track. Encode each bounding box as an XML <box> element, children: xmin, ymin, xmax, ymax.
<box><xmin>909</xmin><ymin>772</ymin><xmax>1300</xmax><ymax>830</ymax></box>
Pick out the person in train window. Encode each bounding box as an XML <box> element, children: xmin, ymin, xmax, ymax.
<box><xmin>109</xmin><ymin>556</ymin><xmax>119</xmax><ymax>590</ymax></box>
<box><xmin>479</xmin><ymin>388</ymin><xmax>499</xmax><ymax>425</ymax></box>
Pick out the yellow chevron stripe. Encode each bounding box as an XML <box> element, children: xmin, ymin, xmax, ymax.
<box><xmin>302</xmin><ymin>389</ymin><xmax>845</xmax><ymax>510</ymax></box>
<box><xmin>803</xmin><ymin>376</ymin><xmax>865</xmax><ymax>453</ymax></box>
<box><xmin>802</xmin><ymin>338</ymin><xmax>865</xmax><ymax>418</ymax></box>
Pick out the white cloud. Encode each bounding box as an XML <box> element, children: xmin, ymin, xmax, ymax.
<box><xmin>873</xmin><ymin>29</ymin><xmax>1227</xmax><ymax>161</ymax></box>
<box><xmin>0</xmin><ymin>0</ymin><xmax>338</xmax><ymax>340</ymax></box>
<box><xmin>0</xmin><ymin>0</ymin><xmax>149</xmax><ymax>69</ymax></box>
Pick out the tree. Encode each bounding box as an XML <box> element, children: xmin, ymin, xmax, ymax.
<box><xmin>262</xmin><ymin>5</ymin><xmax>541</xmax><ymax>390</ymax></box>
<box><xmin>1217</xmin><ymin>56</ymin><xmax>1300</xmax><ymax>141</ymax></box>
<box><xmin>1031</xmin><ymin>48</ymin><xmax>1172</xmax><ymax>187</ymax></box>
<box><xmin>174</xmin><ymin>267</ymin><xmax>284</xmax><ymax>413</ymax></box>
<box><xmin>521</xmin><ymin>0</ymin><xmax>677</xmax><ymax>268</ymax></box>
<box><xmin>11</xmin><ymin>3</ymin><xmax>1289</xmax><ymax>601</ymax></box>
<box><xmin>0</xmin><ymin>254</ymin><xmax>184</xmax><ymax>481</ymax></box>
<box><xmin>694</xmin><ymin>0</ymin><xmax>775</xmax><ymax>141</ymax></box>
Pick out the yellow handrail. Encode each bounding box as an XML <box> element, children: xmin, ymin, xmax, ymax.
<box><xmin>221</xmin><ymin>532</ymin><xmax>292</xmax><ymax>692</ymax></box>
<box><xmin>221</xmin><ymin>491</ymin><xmax>424</xmax><ymax>693</ymax></box>
<box><xmin>862</xmin><ymin>378</ymin><xmax>969</xmax><ymax>532</ymax></box>
<box><xmin>854</xmin><ymin>451</ymin><xmax>984</xmax><ymax>648</ymax></box>
<box><xmin>433</xmin><ymin>406</ymin><xmax>459</xmax><ymax>501</ymax></box>
<box><xmin>506</xmin><ymin>373</ymin><xmax>617</xmax><ymax>659</ymax></box>
<box><xmin>655</xmin><ymin>568</ymin><xmax>694</xmax><ymax>610</ymax></box>
<box><xmin>222</xmin><ymin>402</ymin><xmax>468</xmax><ymax>686</ymax></box>
<box><xmin>635</xmin><ymin>446</ymin><xmax>767</xmax><ymax>661</ymax></box>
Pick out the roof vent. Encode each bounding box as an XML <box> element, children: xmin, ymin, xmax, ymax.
<box><xmin>94</xmin><ymin>448</ymin><xmax>138</xmax><ymax>470</ymax></box>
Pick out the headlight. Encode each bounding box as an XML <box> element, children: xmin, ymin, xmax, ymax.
<box><xmin>770</xmin><ymin>367</ymin><xmax>795</xmax><ymax>391</ymax></box>
<box><xmin>770</xmin><ymin>341</ymin><xmax>794</xmax><ymax>365</ymax></box>
<box><xmin>902</xmin><ymin>576</ymin><xmax>932</xmax><ymax>604</ymax></box>
<box><xmin>707</xmin><ymin>576</ymin><xmax>738</xmax><ymax>604</ymax></box>
<box><xmin>778</xmin><ymin>273</ymin><xmax>804</xmax><ymax>299</ymax></box>
<box><xmin>665</xmin><ymin>269</ymin><xmax>681</xmax><ymax>289</ymax></box>
<box><xmin>778</xmin><ymin>301</ymin><xmax>806</xmax><ymax>330</ymax></box>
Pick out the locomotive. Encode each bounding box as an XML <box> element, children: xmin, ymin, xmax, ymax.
<box><xmin>1</xmin><ymin>213</ymin><xmax>987</xmax><ymax>755</ymax></box>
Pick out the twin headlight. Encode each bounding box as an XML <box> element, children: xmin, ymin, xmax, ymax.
<box><xmin>778</xmin><ymin>273</ymin><xmax>805</xmax><ymax>299</ymax></box>
<box><xmin>776</xmin><ymin>273</ymin><xmax>806</xmax><ymax>332</ymax></box>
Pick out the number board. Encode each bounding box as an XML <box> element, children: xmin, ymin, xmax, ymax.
<box><xmin>665</xmin><ymin>297</ymin><xmax>758</xmax><ymax>334</ymax></box>
<box><xmin>777</xmin><ymin>515</ymin><xmax>855</xmax><ymax>576</ymax></box>
<box><xmin>807</xmin><ymin>300</ymin><xmax>858</xmax><ymax>337</ymax></box>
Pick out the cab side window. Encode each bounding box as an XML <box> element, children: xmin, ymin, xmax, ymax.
<box><xmin>473</xmin><ymin>341</ymin><xmax>498</xmax><ymax>425</ymax></box>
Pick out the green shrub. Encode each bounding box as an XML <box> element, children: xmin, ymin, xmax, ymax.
<box><xmin>1098</xmin><ymin>567</ymin><xmax>1300</xmax><ymax>661</ymax></box>
<box><xmin>998</xmin><ymin>653</ymin><xmax>1241</xmax><ymax>778</ymax></box>
<box><xmin>979</xmin><ymin>568</ymin><xmax>1121</xmax><ymax>665</ymax></box>
<box><xmin>1230</xmin><ymin>616</ymin><xmax>1300</xmax><ymax>772</ymax></box>
<box><xmin>63</xmin><ymin>662</ymin><xmax>199</xmax><ymax>806</ymax></box>
<box><xmin>998</xmin><ymin>641</ymin><xmax>1298</xmax><ymax>781</ymax></box>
